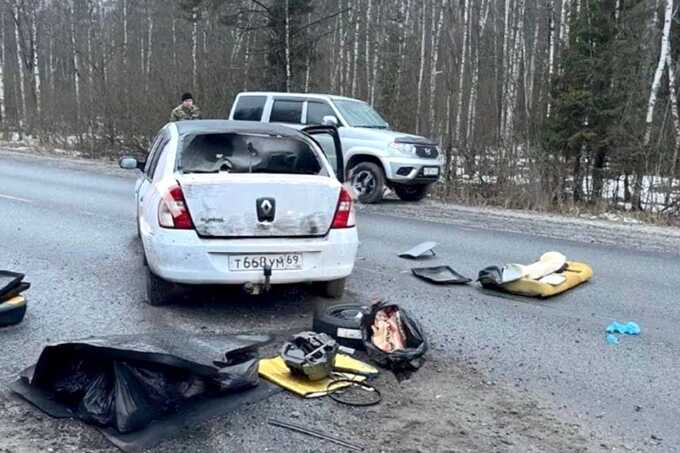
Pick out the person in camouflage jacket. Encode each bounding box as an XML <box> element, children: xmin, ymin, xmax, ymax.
<box><xmin>170</xmin><ymin>92</ymin><xmax>201</xmax><ymax>122</ymax></box>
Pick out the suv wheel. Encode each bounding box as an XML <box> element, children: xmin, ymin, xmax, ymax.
<box><xmin>349</xmin><ymin>162</ymin><xmax>385</xmax><ymax>204</ymax></box>
<box><xmin>394</xmin><ymin>183</ymin><xmax>431</xmax><ymax>202</ymax></box>
<box><xmin>146</xmin><ymin>268</ymin><xmax>182</xmax><ymax>306</ymax></box>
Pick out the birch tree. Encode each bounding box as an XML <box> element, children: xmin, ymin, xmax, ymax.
<box><xmin>643</xmin><ymin>0</ymin><xmax>672</xmax><ymax>146</ymax></box>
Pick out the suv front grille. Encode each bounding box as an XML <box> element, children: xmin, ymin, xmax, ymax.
<box><xmin>415</xmin><ymin>145</ymin><xmax>439</xmax><ymax>159</ymax></box>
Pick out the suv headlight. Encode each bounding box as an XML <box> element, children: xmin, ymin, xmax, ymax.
<box><xmin>388</xmin><ymin>142</ymin><xmax>417</xmax><ymax>156</ymax></box>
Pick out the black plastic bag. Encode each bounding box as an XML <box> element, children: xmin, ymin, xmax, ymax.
<box><xmin>360</xmin><ymin>301</ymin><xmax>427</xmax><ymax>371</ymax></box>
<box><xmin>78</xmin><ymin>372</ymin><xmax>114</xmax><ymax>426</ymax></box>
<box><xmin>16</xmin><ymin>334</ymin><xmax>267</xmax><ymax>434</ymax></box>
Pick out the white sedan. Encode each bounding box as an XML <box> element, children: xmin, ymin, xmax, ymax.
<box><xmin>120</xmin><ymin>120</ymin><xmax>358</xmax><ymax>305</ymax></box>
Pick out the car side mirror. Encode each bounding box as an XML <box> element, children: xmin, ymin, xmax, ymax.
<box><xmin>119</xmin><ymin>156</ymin><xmax>144</xmax><ymax>171</ymax></box>
<box><xmin>322</xmin><ymin>115</ymin><xmax>339</xmax><ymax>127</ymax></box>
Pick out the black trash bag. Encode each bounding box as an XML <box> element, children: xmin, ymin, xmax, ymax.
<box><xmin>114</xmin><ymin>362</ymin><xmax>163</xmax><ymax>433</ymax></box>
<box><xmin>77</xmin><ymin>372</ymin><xmax>114</xmax><ymax>426</ymax></box>
<box><xmin>15</xmin><ymin>334</ymin><xmax>268</xmax><ymax>434</ymax></box>
<box><xmin>360</xmin><ymin>301</ymin><xmax>428</xmax><ymax>371</ymax></box>
<box><xmin>51</xmin><ymin>358</ymin><xmax>106</xmax><ymax>405</ymax></box>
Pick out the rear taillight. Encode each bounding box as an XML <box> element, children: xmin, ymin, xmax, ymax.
<box><xmin>158</xmin><ymin>184</ymin><xmax>194</xmax><ymax>229</ymax></box>
<box><xmin>331</xmin><ymin>187</ymin><xmax>356</xmax><ymax>229</ymax></box>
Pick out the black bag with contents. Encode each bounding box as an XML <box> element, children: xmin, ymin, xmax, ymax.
<box><xmin>360</xmin><ymin>301</ymin><xmax>427</xmax><ymax>370</ymax></box>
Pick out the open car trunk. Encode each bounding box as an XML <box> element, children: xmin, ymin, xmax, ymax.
<box><xmin>179</xmin><ymin>173</ymin><xmax>341</xmax><ymax>238</ymax></box>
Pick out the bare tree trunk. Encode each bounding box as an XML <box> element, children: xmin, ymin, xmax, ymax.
<box><xmin>467</xmin><ymin>0</ymin><xmax>491</xmax><ymax>145</ymax></box>
<box><xmin>68</xmin><ymin>0</ymin><xmax>80</xmax><ymax>129</ymax></box>
<box><xmin>547</xmin><ymin>0</ymin><xmax>556</xmax><ymax>117</ymax></box>
<box><xmin>455</xmin><ymin>0</ymin><xmax>470</xmax><ymax>143</ymax></box>
<box><xmin>644</xmin><ymin>0</ymin><xmax>673</xmax><ymax>146</ymax></box>
<box><xmin>0</xmin><ymin>11</ymin><xmax>6</xmax><ymax>131</ymax></box>
<box><xmin>122</xmin><ymin>0</ymin><xmax>128</xmax><ymax>69</ymax></box>
<box><xmin>12</xmin><ymin>1</ymin><xmax>26</xmax><ymax>134</ymax></box>
<box><xmin>415</xmin><ymin>0</ymin><xmax>427</xmax><ymax>133</ymax></box>
<box><xmin>395</xmin><ymin>0</ymin><xmax>411</xmax><ymax>105</ymax></box>
<box><xmin>305</xmin><ymin>12</ymin><xmax>311</xmax><ymax>92</ymax></box>
<box><xmin>29</xmin><ymin>3</ymin><xmax>40</xmax><ymax>120</ymax></box>
<box><xmin>284</xmin><ymin>0</ymin><xmax>291</xmax><ymax>92</ymax></box>
<box><xmin>145</xmin><ymin>0</ymin><xmax>153</xmax><ymax>92</ymax></box>
<box><xmin>428</xmin><ymin>0</ymin><xmax>445</xmax><ymax>137</ymax></box>
<box><xmin>370</xmin><ymin>0</ymin><xmax>382</xmax><ymax>106</ymax></box>
<box><xmin>364</xmin><ymin>0</ymin><xmax>371</xmax><ymax>98</ymax></box>
<box><xmin>192</xmin><ymin>7</ymin><xmax>198</xmax><ymax>90</ymax></box>
<box><xmin>667</xmin><ymin>53</ymin><xmax>680</xmax><ymax>194</ymax></box>
<box><xmin>351</xmin><ymin>0</ymin><xmax>360</xmax><ymax>97</ymax></box>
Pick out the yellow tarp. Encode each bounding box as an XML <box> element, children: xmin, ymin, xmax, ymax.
<box><xmin>501</xmin><ymin>261</ymin><xmax>593</xmax><ymax>298</ymax></box>
<box><xmin>1</xmin><ymin>296</ymin><xmax>25</xmax><ymax>307</ymax></box>
<box><xmin>258</xmin><ymin>354</ymin><xmax>378</xmax><ymax>398</ymax></box>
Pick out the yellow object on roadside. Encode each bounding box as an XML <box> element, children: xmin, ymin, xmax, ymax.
<box><xmin>501</xmin><ymin>261</ymin><xmax>593</xmax><ymax>298</ymax></box>
<box><xmin>3</xmin><ymin>296</ymin><xmax>26</xmax><ymax>306</ymax></box>
<box><xmin>258</xmin><ymin>354</ymin><xmax>378</xmax><ymax>398</ymax></box>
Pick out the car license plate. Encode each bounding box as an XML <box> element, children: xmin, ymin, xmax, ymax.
<box><xmin>423</xmin><ymin>167</ymin><xmax>439</xmax><ymax>176</ymax></box>
<box><xmin>228</xmin><ymin>254</ymin><xmax>303</xmax><ymax>271</ymax></box>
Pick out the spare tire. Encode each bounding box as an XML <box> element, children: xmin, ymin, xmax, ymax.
<box><xmin>313</xmin><ymin>303</ymin><xmax>370</xmax><ymax>350</ymax></box>
<box><xmin>0</xmin><ymin>296</ymin><xmax>27</xmax><ymax>327</ymax></box>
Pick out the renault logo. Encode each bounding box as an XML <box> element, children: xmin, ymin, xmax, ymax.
<box><xmin>256</xmin><ymin>197</ymin><xmax>276</xmax><ymax>222</ymax></box>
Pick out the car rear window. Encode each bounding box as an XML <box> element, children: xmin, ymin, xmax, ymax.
<box><xmin>232</xmin><ymin>96</ymin><xmax>266</xmax><ymax>121</ymax></box>
<box><xmin>178</xmin><ymin>133</ymin><xmax>324</xmax><ymax>176</ymax></box>
<box><xmin>270</xmin><ymin>100</ymin><xmax>303</xmax><ymax>124</ymax></box>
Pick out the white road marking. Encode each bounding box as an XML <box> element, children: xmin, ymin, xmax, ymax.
<box><xmin>0</xmin><ymin>193</ymin><xmax>32</xmax><ymax>203</ymax></box>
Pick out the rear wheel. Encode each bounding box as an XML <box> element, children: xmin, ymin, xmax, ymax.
<box><xmin>349</xmin><ymin>162</ymin><xmax>385</xmax><ymax>204</ymax></box>
<box><xmin>145</xmin><ymin>268</ymin><xmax>182</xmax><ymax>306</ymax></box>
<box><xmin>320</xmin><ymin>278</ymin><xmax>346</xmax><ymax>299</ymax></box>
<box><xmin>394</xmin><ymin>183</ymin><xmax>431</xmax><ymax>202</ymax></box>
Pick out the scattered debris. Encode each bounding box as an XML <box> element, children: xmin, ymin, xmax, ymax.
<box><xmin>361</xmin><ymin>301</ymin><xmax>427</xmax><ymax>371</ymax></box>
<box><xmin>0</xmin><ymin>270</ymin><xmax>30</xmax><ymax>327</ymax></box>
<box><xmin>12</xmin><ymin>335</ymin><xmax>269</xmax><ymax>436</ymax></box>
<box><xmin>326</xmin><ymin>379</ymin><xmax>382</xmax><ymax>407</ymax></box>
<box><xmin>258</xmin><ymin>353</ymin><xmax>377</xmax><ymax>398</ymax></box>
<box><xmin>606</xmin><ymin>321</ymin><xmax>641</xmax><ymax>336</ymax></box>
<box><xmin>313</xmin><ymin>303</ymin><xmax>369</xmax><ymax>350</ymax></box>
<box><xmin>411</xmin><ymin>265</ymin><xmax>472</xmax><ymax>285</ymax></box>
<box><xmin>281</xmin><ymin>332</ymin><xmax>338</xmax><ymax>381</ymax></box>
<box><xmin>606</xmin><ymin>334</ymin><xmax>620</xmax><ymax>345</ymax></box>
<box><xmin>398</xmin><ymin>241</ymin><xmax>438</xmax><ymax>259</ymax></box>
<box><xmin>268</xmin><ymin>418</ymin><xmax>364</xmax><ymax>451</ymax></box>
<box><xmin>478</xmin><ymin>253</ymin><xmax>593</xmax><ymax>298</ymax></box>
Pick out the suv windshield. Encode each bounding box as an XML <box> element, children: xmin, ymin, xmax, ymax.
<box><xmin>178</xmin><ymin>133</ymin><xmax>325</xmax><ymax>176</ymax></box>
<box><xmin>332</xmin><ymin>100</ymin><xmax>389</xmax><ymax>129</ymax></box>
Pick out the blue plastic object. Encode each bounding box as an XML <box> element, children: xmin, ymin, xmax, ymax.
<box><xmin>606</xmin><ymin>334</ymin><xmax>620</xmax><ymax>345</ymax></box>
<box><xmin>606</xmin><ymin>321</ymin><xmax>641</xmax><ymax>336</ymax></box>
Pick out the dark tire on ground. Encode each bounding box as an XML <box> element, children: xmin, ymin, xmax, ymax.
<box><xmin>320</xmin><ymin>278</ymin><xmax>347</xmax><ymax>299</ymax></box>
<box><xmin>145</xmin><ymin>268</ymin><xmax>182</xmax><ymax>306</ymax></box>
<box><xmin>394</xmin><ymin>183</ymin><xmax>431</xmax><ymax>202</ymax></box>
<box><xmin>313</xmin><ymin>303</ymin><xmax>369</xmax><ymax>350</ymax></box>
<box><xmin>349</xmin><ymin>162</ymin><xmax>385</xmax><ymax>204</ymax></box>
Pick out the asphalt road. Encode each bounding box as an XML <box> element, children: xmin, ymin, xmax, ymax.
<box><xmin>1</xmin><ymin>149</ymin><xmax>679</xmax><ymax>452</ymax></box>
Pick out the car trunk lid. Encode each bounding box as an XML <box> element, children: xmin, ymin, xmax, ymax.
<box><xmin>178</xmin><ymin>173</ymin><xmax>340</xmax><ymax>238</ymax></box>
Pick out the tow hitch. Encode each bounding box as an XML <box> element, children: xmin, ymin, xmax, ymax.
<box><xmin>243</xmin><ymin>264</ymin><xmax>273</xmax><ymax>295</ymax></box>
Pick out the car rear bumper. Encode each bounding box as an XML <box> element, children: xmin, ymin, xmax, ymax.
<box><xmin>144</xmin><ymin>228</ymin><xmax>359</xmax><ymax>285</ymax></box>
<box><xmin>381</xmin><ymin>156</ymin><xmax>442</xmax><ymax>182</ymax></box>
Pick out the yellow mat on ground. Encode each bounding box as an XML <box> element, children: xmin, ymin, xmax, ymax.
<box><xmin>501</xmin><ymin>261</ymin><xmax>593</xmax><ymax>298</ymax></box>
<box><xmin>1</xmin><ymin>296</ymin><xmax>26</xmax><ymax>307</ymax></box>
<box><xmin>258</xmin><ymin>354</ymin><xmax>378</xmax><ymax>398</ymax></box>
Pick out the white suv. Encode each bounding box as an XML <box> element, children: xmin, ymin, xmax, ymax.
<box><xmin>120</xmin><ymin>120</ymin><xmax>358</xmax><ymax>305</ymax></box>
<box><xmin>228</xmin><ymin>92</ymin><xmax>443</xmax><ymax>204</ymax></box>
